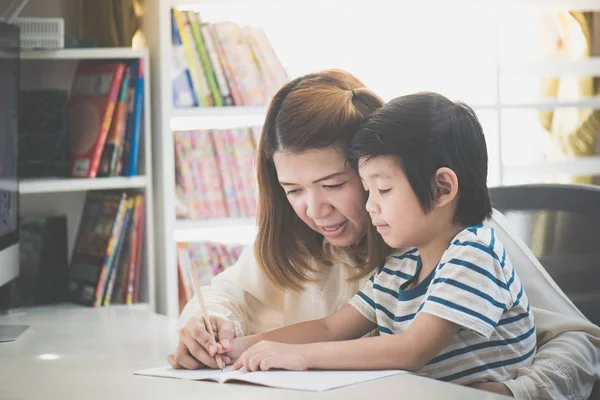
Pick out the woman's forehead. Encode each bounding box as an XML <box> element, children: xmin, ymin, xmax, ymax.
<box><xmin>273</xmin><ymin>148</ymin><xmax>352</xmax><ymax>184</ymax></box>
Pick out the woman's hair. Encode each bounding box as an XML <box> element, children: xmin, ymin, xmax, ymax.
<box><xmin>255</xmin><ymin>69</ymin><xmax>388</xmax><ymax>291</ymax></box>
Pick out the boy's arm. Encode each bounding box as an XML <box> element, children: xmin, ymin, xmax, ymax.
<box><xmin>234</xmin><ymin>312</ymin><xmax>459</xmax><ymax>371</ymax></box>
<box><xmin>303</xmin><ymin>312</ymin><xmax>459</xmax><ymax>370</ymax></box>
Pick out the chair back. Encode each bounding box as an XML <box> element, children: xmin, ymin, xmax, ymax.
<box><xmin>489</xmin><ymin>184</ymin><xmax>600</xmax><ymax>326</ymax></box>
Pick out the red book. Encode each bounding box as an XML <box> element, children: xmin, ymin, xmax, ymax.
<box><xmin>68</xmin><ymin>62</ymin><xmax>125</xmax><ymax>178</ymax></box>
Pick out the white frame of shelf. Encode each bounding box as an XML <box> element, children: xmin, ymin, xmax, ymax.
<box><xmin>144</xmin><ymin>0</ymin><xmax>268</xmax><ymax>316</ymax></box>
<box><xmin>20</xmin><ymin>48</ymin><xmax>148</xmax><ymax>60</ymax></box>
<box><xmin>20</xmin><ymin>176</ymin><xmax>149</xmax><ymax>194</ymax></box>
<box><xmin>19</xmin><ymin>46</ymin><xmax>156</xmax><ymax>310</ymax></box>
<box><xmin>144</xmin><ymin>0</ymin><xmax>600</xmax><ymax>318</ymax></box>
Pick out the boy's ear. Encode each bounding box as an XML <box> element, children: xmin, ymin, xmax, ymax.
<box><xmin>433</xmin><ymin>167</ymin><xmax>459</xmax><ymax>207</ymax></box>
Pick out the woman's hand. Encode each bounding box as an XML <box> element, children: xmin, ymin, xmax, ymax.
<box><xmin>231</xmin><ymin>340</ymin><xmax>309</xmax><ymax>372</ymax></box>
<box><xmin>469</xmin><ymin>382</ymin><xmax>514</xmax><ymax>397</ymax></box>
<box><xmin>167</xmin><ymin>314</ymin><xmax>236</xmax><ymax>370</ymax></box>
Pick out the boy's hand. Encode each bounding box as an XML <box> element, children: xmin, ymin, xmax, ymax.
<box><xmin>223</xmin><ymin>336</ymin><xmax>253</xmax><ymax>362</ymax></box>
<box><xmin>231</xmin><ymin>340</ymin><xmax>309</xmax><ymax>372</ymax></box>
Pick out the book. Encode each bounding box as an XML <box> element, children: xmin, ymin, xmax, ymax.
<box><xmin>67</xmin><ymin>61</ymin><xmax>125</xmax><ymax>178</ymax></box>
<box><xmin>122</xmin><ymin>59</ymin><xmax>144</xmax><ymax>177</ymax></box>
<box><xmin>68</xmin><ymin>191</ymin><xmax>127</xmax><ymax>307</ymax></box>
<box><xmin>134</xmin><ymin>366</ymin><xmax>406</xmax><ymax>392</ymax></box>
<box><xmin>97</xmin><ymin>71</ymin><xmax>130</xmax><ymax>177</ymax></box>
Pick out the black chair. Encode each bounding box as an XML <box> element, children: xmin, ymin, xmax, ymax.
<box><xmin>489</xmin><ymin>184</ymin><xmax>600</xmax><ymax>327</ymax></box>
<box><xmin>490</xmin><ymin>184</ymin><xmax>600</xmax><ymax>399</ymax></box>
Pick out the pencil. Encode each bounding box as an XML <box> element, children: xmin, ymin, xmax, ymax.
<box><xmin>187</xmin><ymin>265</ymin><xmax>225</xmax><ymax>371</ymax></box>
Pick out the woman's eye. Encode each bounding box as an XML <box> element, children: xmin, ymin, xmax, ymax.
<box><xmin>378</xmin><ymin>188</ymin><xmax>391</xmax><ymax>195</ymax></box>
<box><xmin>324</xmin><ymin>182</ymin><xmax>346</xmax><ymax>190</ymax></box>
<box><xmin>285</xmin><ymin>189</ymin><xmax>300</xmax><ymax>196</ymax></box>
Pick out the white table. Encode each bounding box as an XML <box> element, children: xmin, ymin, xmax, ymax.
<box><xmin>0</xmin><ymin>304</ymin><xmax>509</xmax><ymax>399</ymax></box>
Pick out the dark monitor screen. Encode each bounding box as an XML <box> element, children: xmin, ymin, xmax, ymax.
<box><xmin>0</xmin><ymin>22</ymin><xmax>19</xmax><ymax>252</ymax></box>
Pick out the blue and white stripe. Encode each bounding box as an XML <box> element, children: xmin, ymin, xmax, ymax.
<box><xmin>349</xmin><ymin>225</ymin><xmax>536</xmax><ymax>385</ymax></box>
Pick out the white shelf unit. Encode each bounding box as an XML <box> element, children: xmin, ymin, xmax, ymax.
<box><xmin>144</xmin><ymin>0</ymin><xmax>265</xmax><ymax>316</ymax></box>
<box><xmin>18</xmin><ymin>47</ymin><xmax>156</xmax><ymax>309</ymax></box>
<box><xmin>144</xmin><ymin>0</ymin><xmax>600</xmax><ymax>317</ymax></box>
<box><xmin>479</xmin><ymin>55</ymin><xmax>600</xmax><ymax>185</ymax></box>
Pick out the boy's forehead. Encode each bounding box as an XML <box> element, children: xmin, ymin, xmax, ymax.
<box><xmin>358</xmin><ymin>156</ymin><xmax>397</xmax><ymax>179</ymax></box>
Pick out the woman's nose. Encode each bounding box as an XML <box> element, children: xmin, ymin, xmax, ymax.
<box><xmin>306</xmin><ymin>192</ymin><xmax>331</xmax><ymax>219</ymax></box>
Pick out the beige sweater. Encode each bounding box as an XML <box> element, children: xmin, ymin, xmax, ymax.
<box><xmin>180</xmin><ymin>212</ymin><xmax>600</xmax><ymax>399</ymax></box>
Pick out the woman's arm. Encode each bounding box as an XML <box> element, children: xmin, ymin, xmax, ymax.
<box><xmin>170</xmin><ymin>245</ymin><xmax>285</xmax><ymax>369</ymax></box>
<box><xmin>501</xmin><ymin>308</ymin><xmax>600</xmax><ymax>400</ymax></box>
<box><xmin>179</xmin><ymin>245</ymin><xmax>284</xmax><ymax>335</ymax></box>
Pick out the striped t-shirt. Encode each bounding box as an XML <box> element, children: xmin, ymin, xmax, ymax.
<box><xmin>349</xmin><ymin>225</ymin><xmax>536</xmax><ymax>385</ymax></box>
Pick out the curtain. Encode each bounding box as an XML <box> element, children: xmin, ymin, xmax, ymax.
<box><xmin>539</xmin><ymin>12</ymin><xmax>600</xmax><ymax>184</ymax></box>
<box><xmin>74</xmin><ymin>0</ymin><xmax>143</xmax><ymax>48</ymax></box>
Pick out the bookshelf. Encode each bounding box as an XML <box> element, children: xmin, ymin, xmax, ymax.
<box><xmin>18</xmin><ymin>46</ymin><xmax>156</xmax><ymax>309</ymax></box>
<box><xmin>144</xmin><ymin>0</ymin><xmax>276</xmax><ymax>317</ymax></box>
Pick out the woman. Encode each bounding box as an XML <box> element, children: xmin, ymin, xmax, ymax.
<box><xmin>169</xmin><ymin>69</ymin><xmax>600</xmax><ymax>398</ymax></box>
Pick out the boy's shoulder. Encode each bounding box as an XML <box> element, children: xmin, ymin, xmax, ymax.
<box><xmin>389</xmin><ymin>247</ymin><xmax>419</xmax><ymax>260</ymax></box>
<box><xmin>445</xmin><ymin>224</ymin><xmax>506</xmax><ymax>264</ymax></box>
<box><xmin>379</xmin><ymin>247</ymin><xmax>419</xmax><ymax>274</ymax></box>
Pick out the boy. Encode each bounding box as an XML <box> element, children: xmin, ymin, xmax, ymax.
<box><xmin>227</xmin><ymin>92</ymin><xmax>536</xmax><ymax>388</ymax></box>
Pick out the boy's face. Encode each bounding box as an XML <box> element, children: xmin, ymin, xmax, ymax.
<box><xmin>359</xmin><ymin>155</ymin><xmax>432</xmax><ymax>249</ymax></box>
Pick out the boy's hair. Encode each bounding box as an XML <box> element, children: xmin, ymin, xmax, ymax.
<box><xmin>349</xmin><ymin>91</ymin><xmax>492</xmax><ymax>227</ymax></box>
<box><xmin>255</xmin><ymin>69</ymin><xmax>389</xmax><ymax>291</ymax></box>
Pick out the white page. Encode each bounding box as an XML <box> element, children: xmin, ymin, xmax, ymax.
<box><xmin>135</xmin><ymin>366</ymin><xmax>406</xmax><ymax>392</ymax></box>
<box><xmin>230</xmin><ymin>369</ymin><xmax>406</xmax><ymax>392</ymax></box>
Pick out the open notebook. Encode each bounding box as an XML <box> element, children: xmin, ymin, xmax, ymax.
<box><xmin>134</xmin><ymin>366</ymin><xmax>406</xmax><ymax>392</ymax></box>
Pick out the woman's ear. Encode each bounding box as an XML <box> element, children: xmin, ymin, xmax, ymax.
<box><xmin>433</xmin><ymin>167</ymin><xmax>459</xmax><ymax>208</ymax></box>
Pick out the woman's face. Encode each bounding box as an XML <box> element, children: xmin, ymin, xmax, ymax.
<box><xmin>273</xmin><ymin>148</ymin><xmax>369</xmax><ymax>247</ymax></box>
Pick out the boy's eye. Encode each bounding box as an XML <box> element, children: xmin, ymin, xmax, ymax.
<box><xmin>378</xmin><ymin>188</ymin><xmax>391</xmax><ymax>195</ymax></box>
<box><xmin>324</xmin><ymin>182</ymin><xmax>346</xmax><ymax>190</ymax></box>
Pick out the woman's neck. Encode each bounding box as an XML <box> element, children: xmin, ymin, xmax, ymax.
<box><xmin>416</xmin><ymin>224</ymin><xmax>465</xmax><ymax>283</ymax></box>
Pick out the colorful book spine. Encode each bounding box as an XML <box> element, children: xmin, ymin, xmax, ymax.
<box><xmin>211</xmin><ymin>130</ymin><xmax>240</xmax><ymax>217</ymax></box>
<box><xmin>171</xmin><ymin>10</ymin><xmax>197</xmax><ymax>108</ymax></box>
<box><xmin>68</xmin><ymin>62</ymin><xmax>125</xmax><ymax>178</ymax></box>
<box><xmin>235</xmin><ymin>128</ymin><xmax>258</xmax><ymax>215</ymax></box>
<box><xmin>174</xmin><ymin>131</ymin><xmax>197</xmax><ymax>218</ymax></box>
<box><xmin>194</xmin><ymin>130</ymin><xmax>228</xmax><ymax>218</ymax></box>
<box><xmin>93</xmin><ymin>192</ymin><xmax>128</xmax><ymax>307</ymax></box>
<box><xmin>102</xmin><ymin>197</ymin><xmax>135</xmax><ymax>306</ymax></box>
<box><xmin>200</xmin><ymin>22</ymin><xmax>233</xmax><ymax>106</ymax></box>
<box><xmin>122</xmin><ymin>60</ymin><xmax>144</xmax><ymax>177</ymax></box>
<box><xmin>173</xmin><ymin>9</ymin><xmax>207</xmax><ymax>107</ymax></box>
<box><xmin>226</xmin><ymin>129</ymin><xmax>251</xmax><ymax>216</ymax></box>
<box><xmin>127</xmin><ymin>195</ymin><xmax>145</xmax><ymax>304</ymax></box>
<box><xmin>186</xmin><ymin>11</ymin><xmax>223</xmax><ymax>107</ymax></box>
<box><xmin>98</xmin><ymin>71</ymin><xmax>130</xmax><ymax>177</ymax></box>
<box><xmin>208</xmin><ymin>22</ymin><xmax>243</xmax><ymax>105</ymax></box>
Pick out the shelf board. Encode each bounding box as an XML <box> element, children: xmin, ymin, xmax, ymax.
<box><xmin>503</xmin><ymin>156</ymin><xmax>600</xmax><ymax>178</ymax></box>
<box><xmin>499</xmin><ymin>57</ymin><xmax>600</xmax><ymax>76</ymax></box>
<box><xmin>474</xmin><ymin>97</ymin><xmax>600</xmax><ymax>110</ymax></box>
<box><xmin>20</xmin><ymin>47</ymin><xmax>148</xmax><ymax>60</ymax></box>
<box><xmin>174</xmin><ymin>217</ymin><xmax>257</xmax><ymax>244</ymax></box>
<box><xmin>20</xmin><ymin>176</ymin><xmax>149</xmax><ymax>194</ymax></box>
<box><xmin>170</xmin><ymin>106</ymin><xmax>267</xmax><ymax>130</ymax></box>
